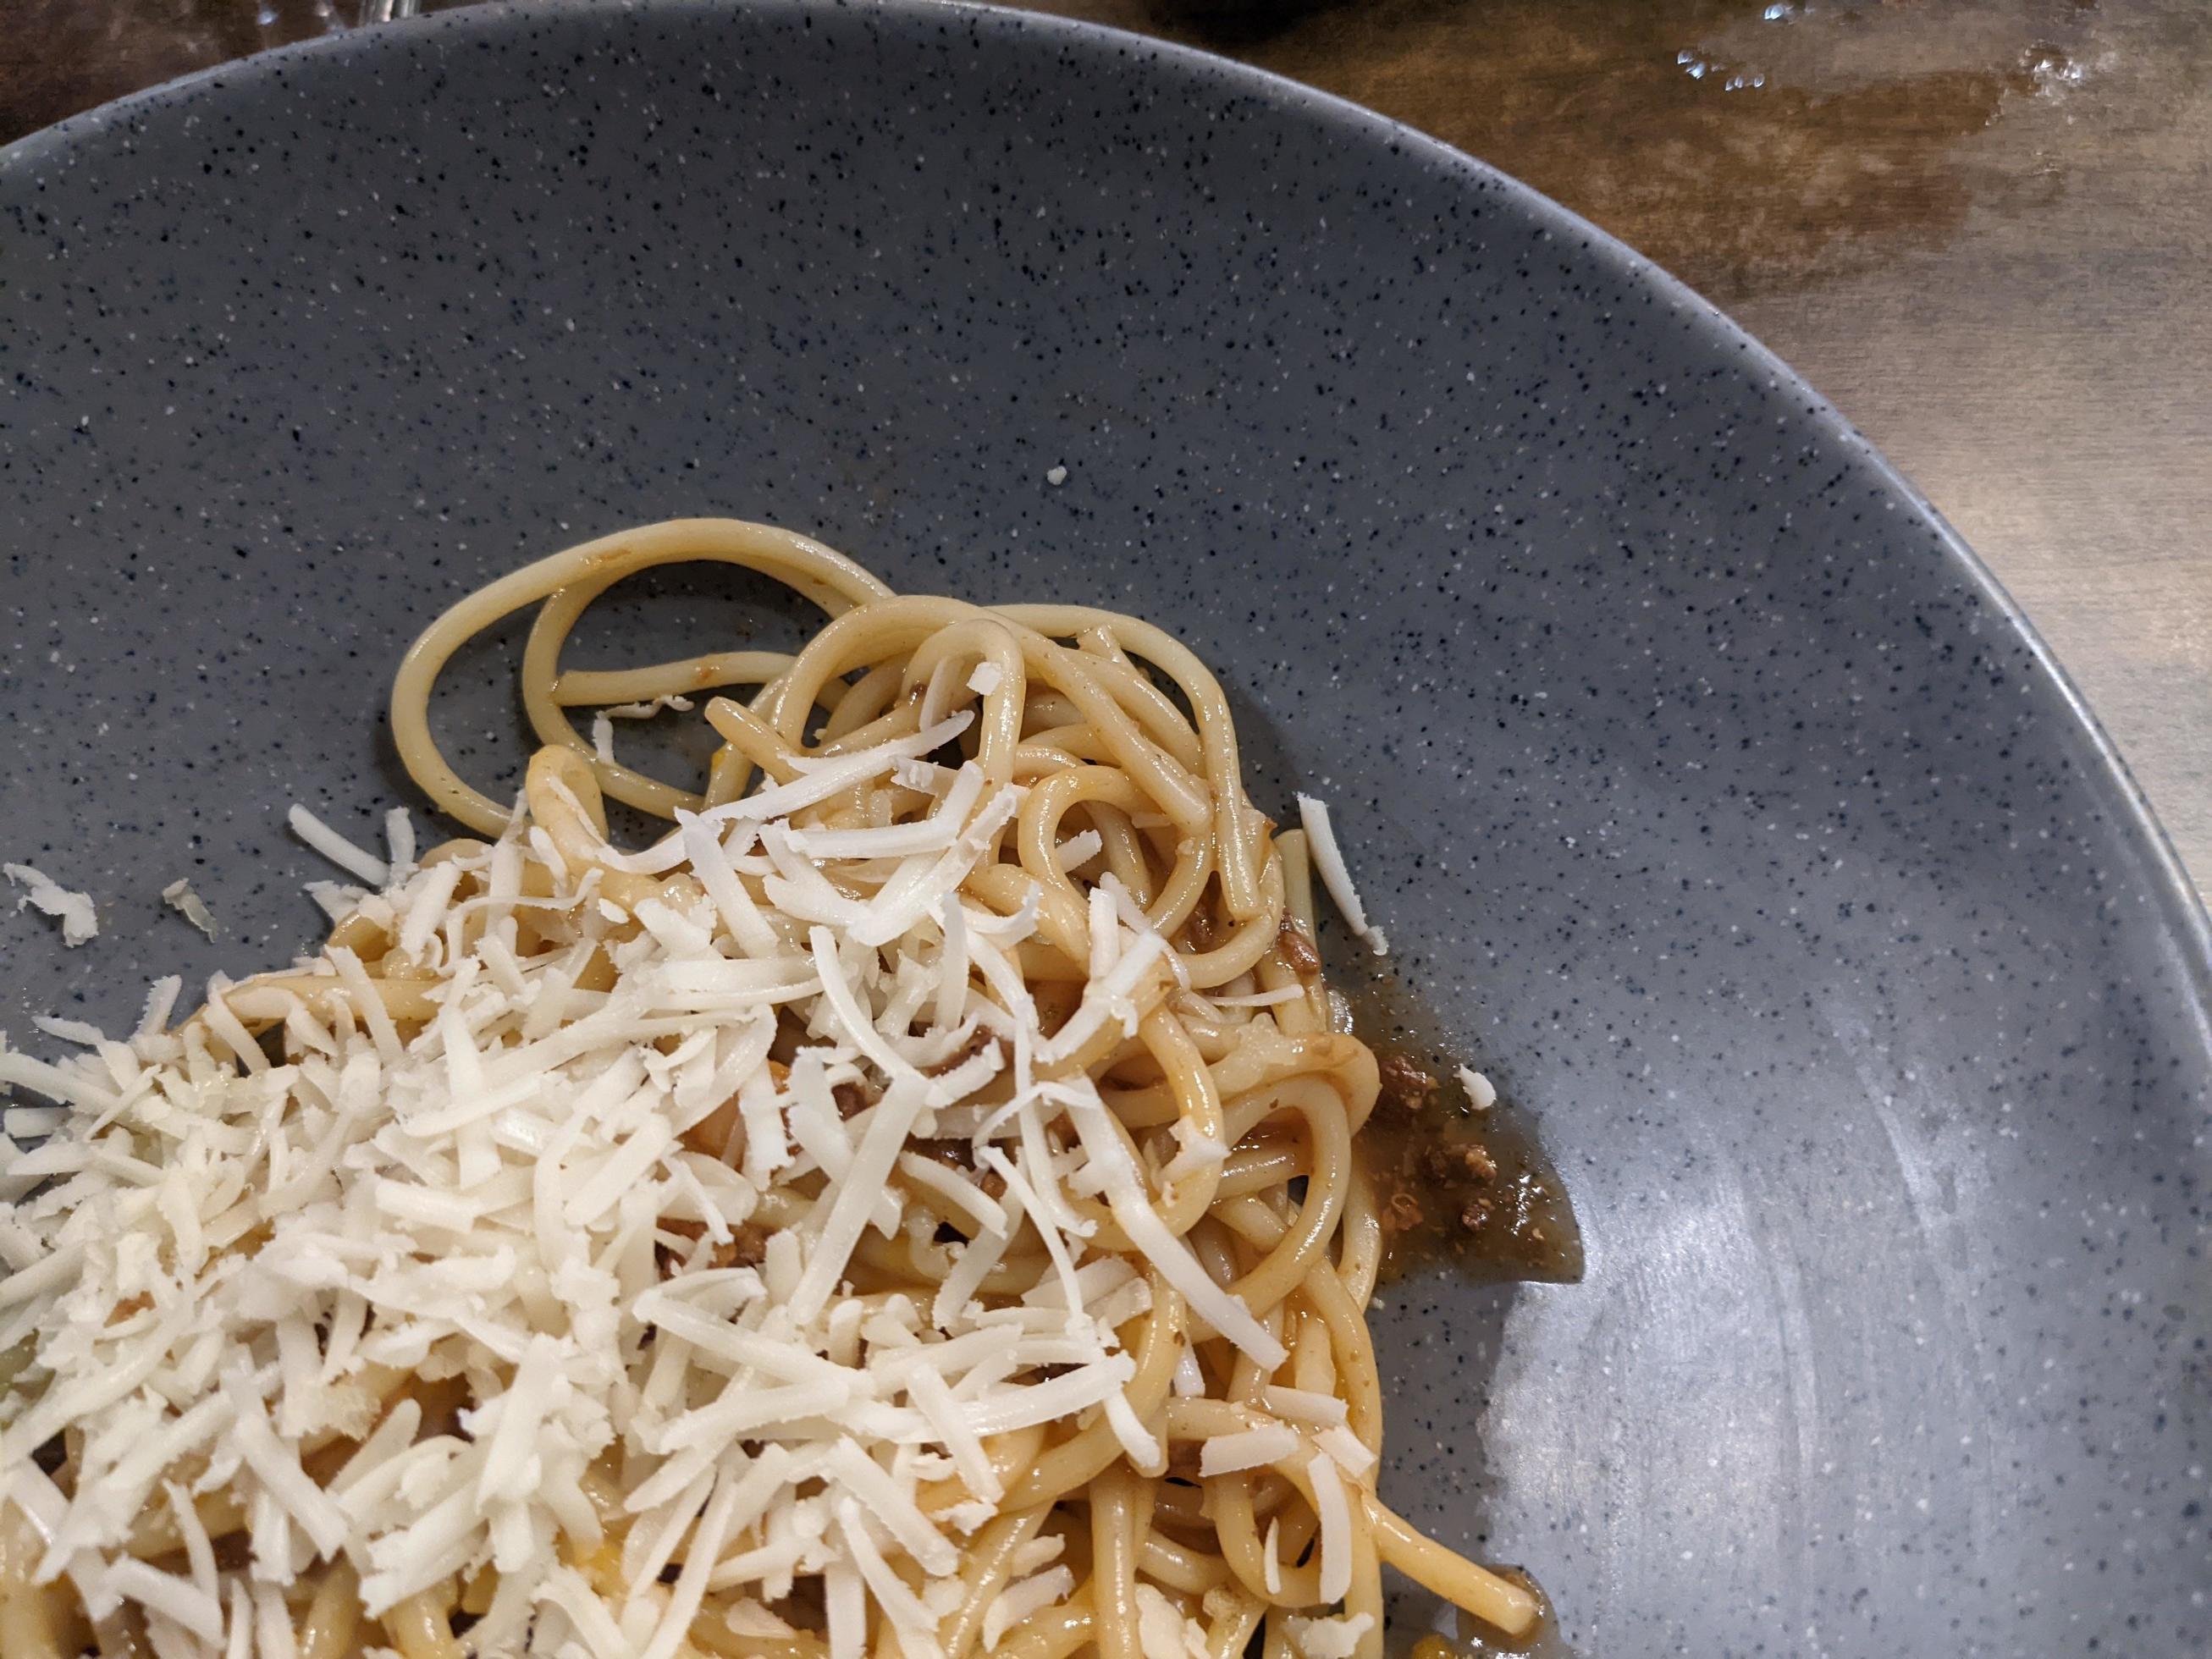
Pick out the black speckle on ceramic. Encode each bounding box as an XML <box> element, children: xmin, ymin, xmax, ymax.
<box><xmin>2</xmin><ymin>3</ymin><xmax>2206</xmax><ymax>1652</ymax></box>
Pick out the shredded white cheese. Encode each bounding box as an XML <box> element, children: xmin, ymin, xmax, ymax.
<box><xmin>1259</xmin><ymin>1386</ymin><xmax>1349</xmax><ymax>1427</ymax></box>
<box><xmin>286</xmin><ymin>804</ymin><xmax>389</xmax><ymax>886</ymax></box>
<box><xmin>4</xmin><ymin>862</ymin><xmax>97</xmax><ymax>946</ymax></box>
<box><xmin>1135</xmin><ymin>1583</ymin><xmax>1211</xmax><ymax>1659</ymax></box>
<box><xmin>982</xmin><ymin>1564</ymin><xmax>1073</xmax><ymax>1650</ymax></box>
<box><xmin>1457</xmin><ymin>1064</ymin><xmax>1498</xmax><ymax>1111</ymax></box>
<box><xmin>1305</xmin><ymin>1451</ymin><xmax>1354</xmax><ymax>1602</ymax></box>
<box><xmin>161</xmin><ymin>878</ymin><xmax>218</xmax><ymax>940</ymax></box>
<box><xmin>1294</xmin><ymin>794</ymin><xmax>1387</xmax><ymax>956</ymax></box>
<box><xmin>1286</xmin><ymin>1612</ymin><xmax>1376</xmax><ymax>1659</ymax></box>
<box><xmin>0</xmin><ymin>728</ymin><xmax>1308</xmax><ymax>1653</ymax></box>
<box><xmin>1316</xmin><ymin>1424</ymin><xmax>1376</xmax><ymax>1478</ymax></box>
<box><xmin>1199</xmin><ymin>1423</ymin><xmax>1299</xmax><ymax>1476</ymax></box>
<box><xmin>1205</xmin><ymin>985</ymin><xmax>1306</xmax><ymax>1008</ymax></box>
<box><xmin>1054</xmin><ymin>830</ymin><xmax>1103</xmax><ymax>872</ymax></box>
<box><xmin>604</xmin><ymin>694</ymin><xmax>696</xmax><ymax>719</ymax></box>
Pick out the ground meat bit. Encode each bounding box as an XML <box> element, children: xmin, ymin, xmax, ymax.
<box><xmin>213</xmin><ymin>1533</ymin><xmax>255</xmax><ymax>1572</ymax></box>
<box><xmin>831</xmin><ymin>1082</ymin><xmax>870</xmax><ymax>1120</ymax></box>
<box><xmin>720</xmin><ymin>1224</ymin><xmax>770</xmax><ymax>1268</ymax></box>
<box><xmin>1383</xmin><ymin>1188</ymin><xmax>1425</xmax><ymax>1233</ymax></box>
<box><xmin>910</xmin><ymin>1138</ymin><xmax>975</xmax><ymax>1171</ymax></box>
<box><xmin>926</xmin><ymin>1026</ymin><xmax>1007</xmax><ymax>1078</ymax></box>
<box><xmin>1374</xmin><ymin>1053</ymin><xmax>1439</xmax><ymax>1117</ymax></box>
<box><xmin>106</xmin><ymin>1294</ymin><xmax>153</xmax><ymax>1326</ymax></box>
<box><xmin>1373</xmin><ymin>1122</ymin><xmax>1502</xmax><ymax>1247</ymax></box>
<box><xmin>656</xmin><ymin>1221</ymin><xmax>771</xmax><ymax>1275</ymax></box>
<box><xmin>1276</xmin><ymin>914</ymin><xmax>1322</xmax><ymax>978</ymax></box>
<box><xmin>1422</xmin><ymin>1142</ymin><xmax>1498</xmax><ymax>1184</ymax></box>
<box><xmin>909</xmin><ymin>1138</ymin><xmax>1008</xmax><ymax>1199</ymax></box>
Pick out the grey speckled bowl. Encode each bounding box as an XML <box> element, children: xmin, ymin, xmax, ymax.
<box><xmin>3</xmin><ymin>3</ymin><xmax>2207</xmax><ymax>1652</ymax></box>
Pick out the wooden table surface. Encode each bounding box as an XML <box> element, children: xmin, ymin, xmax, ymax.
<box><xmin>9</xmin><ymin>0</ymin><xmax>2210</xmax><ymax>887</ymax></box>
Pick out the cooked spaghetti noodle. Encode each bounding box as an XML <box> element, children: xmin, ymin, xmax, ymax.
<box><xmin>0</xmin><ymin>518</ymin><xmax>1541</xmax><ymax>1658</ymax></box>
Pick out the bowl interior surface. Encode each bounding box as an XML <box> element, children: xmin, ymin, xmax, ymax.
<box><xmin>2</xmin><ymin>4</ymin><xmax>2207</xmax><ymax>1652</ymax></box>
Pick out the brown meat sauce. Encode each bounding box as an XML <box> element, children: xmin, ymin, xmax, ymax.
<box><xmin>1277</xmin><ymin>914</ymin><xmax>1324</xmax><ymax>978</ymax></box>
<box><xmin>1355</xmin><ymin>963</ymin><xmax>1580</xmax><ymax>1659</ymax></box>
<box><xmin>1352</xmin><ymin>983</ymin><xmax>1581</xmax><ymax>1288</ymax></box>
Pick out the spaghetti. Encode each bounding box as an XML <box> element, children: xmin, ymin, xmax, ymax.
<box><xmin>0</xmin><ymin>519</ymin><xmax>1541</xmax><ymax>1658</ymax></box>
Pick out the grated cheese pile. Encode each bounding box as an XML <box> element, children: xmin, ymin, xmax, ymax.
<box><xmin>0</xmin><ymin>715</ymin><xmax>1299</xmax><ymax>1657</ymax></box>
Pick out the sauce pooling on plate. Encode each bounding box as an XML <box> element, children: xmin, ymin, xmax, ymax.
<box><xmin>1344</xmin><ymin>978</ymin><xmax>1582</xmax><ymax>1656</ymax></box>
<box><xmin>1344</xmin><ymin>973</ymin><xmax>1582</xmax><ymax>1287</ymax></box>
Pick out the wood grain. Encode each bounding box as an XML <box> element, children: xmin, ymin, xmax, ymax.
<box><xmin>8</xmin><ymin>0</ymin><xmax>2209</xmax><ymax>885</ymax></box>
